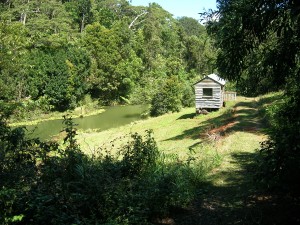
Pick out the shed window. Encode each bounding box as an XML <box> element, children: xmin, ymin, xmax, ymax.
<box><xmin>203</xmin><ymin>88</ymin><xmax>213</xmax><ymax>97</ymax></box>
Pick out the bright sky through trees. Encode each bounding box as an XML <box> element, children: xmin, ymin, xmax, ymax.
<box><xmin>131</xmin><ymin>0</ymin><xmax>217</xmax><ymax>20</ymax></box>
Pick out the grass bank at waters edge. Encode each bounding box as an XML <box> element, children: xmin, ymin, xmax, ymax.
<box><xmin>9</xmin><ymin>106</ymin><xmax>105</xmax><ymax>127</ymax></box>
<box><xmin>77</xmin><ymin>97</ymin><xmax>244</xmax><ymax>159</ymax></box>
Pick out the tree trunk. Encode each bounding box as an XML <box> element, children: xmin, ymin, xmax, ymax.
<box><xmin>129</xmin><ymin>11</ymin><xmax>148</xmax><ymax>29</ymax></box>
<box><xmin>20</xmin><ymin>12</ymin><xmax>27</xmax><ymax>25</ymax></box>
<box><xmin>80</xmin><ymin>13</ymin><xmax>85</xmax><ymax>33</ymax></box>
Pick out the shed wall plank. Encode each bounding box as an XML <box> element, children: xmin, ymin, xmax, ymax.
<box><xmin>194</xmin><ymin>77</ymin><xmax>224</xmax><ymax>109</ymax></box>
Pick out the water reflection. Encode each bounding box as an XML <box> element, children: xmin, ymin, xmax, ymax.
<box><xmin>26</xmin><ymin>105</ymin><xmax>148</xmax><ymax>140</ymax></box>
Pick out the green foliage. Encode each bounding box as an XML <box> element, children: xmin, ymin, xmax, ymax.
<box><xmin>64</xmin><ymin>0</ymin><xmax>93</xmax><ymax>32</ymax></box>
<box><xmin>206</xmin><ymin>0</ymin><xmax>298</xmax><ymax>95</ymax></box>
<box><xmin>257</xmin><ymin>90</ymin><xmax>300</xmax><ymax>191</ymax></box>
<box><xmin>179</xmin><ymin>18</ymin><xmax>216</xmax><ymax>75</ymax></box>
<box><xmin>178</xmin><ymin>17</ymin><xmax>206</xmax><ymax>37</ymax></box>
<box><xmin>0</xmin><ymin>22</ymin><xmax>30</xmax><ymax>101</ymax></box>
<box><xmin>0</xmin><ymin>112</ymin><xmax>205</xmax><ymax>224</ymax></box>
<box><xmin>26</xmin><ymin>45</ymin><xmax>90</xmax><ymax>111</ymax></box>
<box><xmin>0</xmin><ymin>0</ymin><xmax>218</xmax><ymax>118</ymax></box>
<box><xmin>181</xmin><ymin>82</ymin><xmax>194</xmax><ymax>107</ymax></box>
<box><xmin>150</xmin><ymin>76</ymin><xmax>183</xmax><ymax>116</ymax></box>
<box><xmin>83</xmin><ymin>22</ymin><xmax>142</xmax><ymax>104</ymax></box>
<box><xmin>121</xmin><ymin>130</ymin><xmax>158</xmax><ymax>175</ymax></box>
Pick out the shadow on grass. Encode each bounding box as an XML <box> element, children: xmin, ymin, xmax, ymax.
<box><xmin>165</xmin><ymin>100</ymin><xmax>263</xmax><ymax>145</ymax></box>
<box><xmin>177</xmin><ymin>113</ymin><xmax>196</xmax><ymax>120</ymax></box>
<box><xmin>169</xmin><ymin>151</ymin><xmax>300</xmax><ymax>225</ymax></box>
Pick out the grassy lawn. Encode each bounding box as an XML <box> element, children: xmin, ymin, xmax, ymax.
<box><xmin>77</xmin><ymin>99</ymin><xmax>239</xmax><ymax>159</ymax></box>
<box><xmin>169</xmin><ymin>92</ymin><xmax>298</xmax><ymax>225</ymax></box>
<box><xmin>77</xmin><ymin>95</ymin><xmax>270</xmax><ymax>160</ymax></box>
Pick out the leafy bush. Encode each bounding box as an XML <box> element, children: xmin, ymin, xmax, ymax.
<box><xmin>181</xmin><ymin>83</ymin><xmax>194</xmax><ymax>107</ymax></box>
<box><xmin>150</xmin><ymin>76</ymin><xmax>182</xmax><ymax>117</ymax></box>
<box><xmin>257</xmin><ymin>90</ymin><xmax>300</xmax><ymax>193</ymax></box>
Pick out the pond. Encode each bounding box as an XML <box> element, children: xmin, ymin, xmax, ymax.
<box><xmin>26</xmin><ymin>105</ymin><xmax>149</xmax><ymax>140</ymax></box>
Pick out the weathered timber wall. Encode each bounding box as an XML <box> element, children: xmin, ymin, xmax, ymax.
<box><xmin>195</xmin><ymin>78</ymin><xmax>223</xmax><ymax>109</ymax></box>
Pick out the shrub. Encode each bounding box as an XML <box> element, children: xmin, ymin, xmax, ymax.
<box><xmin>150</xmin><ymin>76</ymin><xmax>182</xmax><ymax>117</ymax></box>
<box><xmin>257</xmin><ymin>91</ymin><xmax>300</xmax><ymax>193</ymax></box>
<box><xmin>181</xmin><ymin>83</ymin><xmax>194</xmax><ymax>107</ymax></box>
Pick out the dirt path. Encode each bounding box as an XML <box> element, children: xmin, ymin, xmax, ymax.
<box><xmin>170</xmin><ymin>99</ymin><xmax>300</xmax><ymax>225</ymax></box>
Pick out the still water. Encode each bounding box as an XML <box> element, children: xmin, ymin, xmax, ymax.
<box><xmin>26</xmin><ymin>105</ymin><xmax>148</xmax><ymax>140</ymax></box>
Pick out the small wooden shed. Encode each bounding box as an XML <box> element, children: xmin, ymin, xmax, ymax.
<box><xmin>194</xmin><ymin>74</ymin><xmax>226</xmax><ymax>111</ymax></box>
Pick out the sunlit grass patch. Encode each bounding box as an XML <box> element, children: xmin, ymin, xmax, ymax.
<box><xmin>77</xmin><ymin>99</ymin><xmax>239</xmax><ymax>160</ymax></box>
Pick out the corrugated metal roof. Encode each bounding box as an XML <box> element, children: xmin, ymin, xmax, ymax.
<box><xmin>207</xmin><ymin>74</ymin><xmax>226</xmax><ymax>86</ymax></box>
<box><xmin>194</xmin><ymin>73</ymin><xmax>226</xmax><ymax>86</ymax></box>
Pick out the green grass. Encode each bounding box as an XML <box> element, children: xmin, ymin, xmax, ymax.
<box><xmin>74</xmin><ymin>94</ymin><xmax>275</xmax><ymax>164</ymax></box>
<box><xmin>77</xmin><ymin>95</ymin><xmax>268</xmax><ymax>153</ymax></box>
<box><xmin>76</xmin><ymin>99</ymin><xmax>240</xmax><ymax>159</ymax></box>
<box><xmin>170</xmin><ymin>93</ymin><xmax>284</xmax><ymax>225</ymax></box>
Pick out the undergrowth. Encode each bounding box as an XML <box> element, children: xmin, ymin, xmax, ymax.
<box><xmin>256</xmin><ymin>92</ymin><xmax>300</xmax><ymax>193</ymax></box>
<box><xmin>0</xmin><ymin>113</ymin><xmax>214</xmax><ymax>224</ymax></box>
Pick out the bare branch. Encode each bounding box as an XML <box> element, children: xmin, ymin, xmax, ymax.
<box><xmin>129</xmin><ymin>11</ymin><xmax>148</xmax><ymax>29</ymax></box>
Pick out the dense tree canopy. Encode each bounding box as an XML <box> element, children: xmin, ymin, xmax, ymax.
<box><xmin>207</xmin><ymin>0</ymin><xmax>300</xmax><ymax>95</ymax></box>
<box><xmin>0</xmin><ymin>0</ymin><xmax>216</xmax><ymax>113</ymax></box>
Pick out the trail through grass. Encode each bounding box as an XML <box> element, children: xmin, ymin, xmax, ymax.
<box><xmin>170</xmin><ymin>95</ymin><xmax>300</xmax><ymax>225</ymax></box>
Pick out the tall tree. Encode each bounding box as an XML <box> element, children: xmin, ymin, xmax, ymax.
<box><xmin>83</xmin><ymin>21</ymin><xmax>142</xmax><ymax>104</ymax></box>
<box><xmin>178</xmin><ymin>16</ymin><xmax>206</xmax><ymax>37</ymax></box>
<box><xmin>26</xmin><ymin>45</ymin><xmax>91</xmax><ymax>110</ymax></box>
<box><xmin>207</xmin><ymin>0</ymin><xmax>300</xmax><ymax>188</ymax></box>
<box><xmin>0</xmin><ymin>22</ymin><xmax>30</xmax><ymax>100</ymax></box>
<box><xmin>64</xmin><ymin>0</ymin><xmax>93</xmax><ymax>32</ymax></box>
<box><xmin>92</xmin><ymin>0</ymin><xmax>132</xmax><ymax>28</ymax></box>
<box><xmin>206</xmin><ymin>0</ymin><xmax>299</xmax><ymax>88</ymax></box>
<box><xmin>178</xmin><ymin>17</ymin><xmax>217</xmax><ymax>78</ymax></box>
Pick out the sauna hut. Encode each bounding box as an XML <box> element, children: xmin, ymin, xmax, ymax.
<box><xmin>194</xmin><ymin>74</ymin><xmax>226</xmax><ymax>112</ymax></box>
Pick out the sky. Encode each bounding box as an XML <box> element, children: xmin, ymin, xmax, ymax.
<box><xmin>130</xmin><ymin>0</ymin><xmax>217</xmax><ymax>20</ymax></box>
